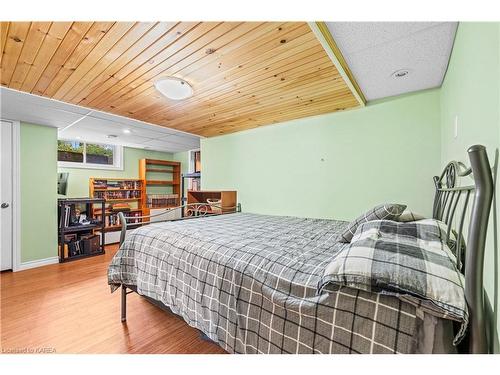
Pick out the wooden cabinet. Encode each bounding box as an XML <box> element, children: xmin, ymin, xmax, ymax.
<box><xmin>186</xmin><ymin>190</ymin><xmax>237</xmax><ymax>214</ymax></box>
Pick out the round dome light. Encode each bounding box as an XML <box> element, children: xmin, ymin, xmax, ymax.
<box><xmin>391</xmin><ymin>69</ymin><xmax>410</xmax><ymax>79</ymax></box>
<box><xmin>154</xmin><ymin>77</ymin><xmax>193</xmax><ymax>100</ymax></box>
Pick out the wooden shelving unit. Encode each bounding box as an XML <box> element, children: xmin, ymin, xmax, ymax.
<box><xmin>89</xmin><ymin>178</ymin><xmax>144</xmax><ymax>237</ymax></box>
<box><xmin>139</xmin><ymin>159</ymin><xmax>181</xmax><ymax>210</ymax></box>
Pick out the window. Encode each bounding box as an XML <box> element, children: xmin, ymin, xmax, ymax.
<box><xmin>57</xmin><ymin>140</ymin><xmax>84</xmax><ymax>163</ymax></box>
<box><xmin>58</xmin><ymin>140</ymin><xmax>123</xmax><ymax>170</ymax></box>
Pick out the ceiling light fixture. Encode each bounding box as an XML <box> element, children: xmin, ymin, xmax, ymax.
<box><xmin>123</xmin><ymin>129</ymin><xmax>131</xmax><ymax>134</ymax></box>
<box><xmin>154</xmin><ymin>77</ymin><xmax>193</xmax><ymax>100</ymax></box>
<box><xmin>391</xmin><ymin>69</ymin><xmax>410</xmax><ymax>79</ymax></box>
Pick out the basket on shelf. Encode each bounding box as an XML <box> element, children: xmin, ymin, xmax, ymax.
<box><xmin>207</xmin><ymin>198</ymin><xmax>222</xmax><ymax>214</ymax></box>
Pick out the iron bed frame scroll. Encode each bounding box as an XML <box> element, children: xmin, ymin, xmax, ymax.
<box><xmin>432</xmin><ymin>145</ymin><xmax>494</xmax><ymax>354</ymax></box>
<box><xmin>114</xmin><ymin>145</ymin><xmax>494</xmax><ymax>354</ymax></box>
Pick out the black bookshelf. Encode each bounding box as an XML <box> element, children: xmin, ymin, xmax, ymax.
<box><xmin>58</xmin><ymin>198</ymin><xmax>105</xmax><ymax>263</ymax></box>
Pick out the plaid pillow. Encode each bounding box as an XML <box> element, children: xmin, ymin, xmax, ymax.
<box><xmin>320</xmin><ymin>219</ymin><xmax>468</xmax><ymax>345</ymax></box>
<box><xmin>339</xmin><ymin>203</ymin><xmax>406</xmax><ymax>243</ymax></box>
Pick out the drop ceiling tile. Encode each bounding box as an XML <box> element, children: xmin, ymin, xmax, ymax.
<box><xmin>1</xmin><ymin>109</ymin><xmax>83</xmax><ymax>128</ymax></box>
<box><xmin>326</xmin><ymin>22</ymin><xmax>443</xmax><ymax>55</ymax></box>
<box><xmin>327</xmin><ymin>22</ymin><xmax>457</xmax><ymax>101</ymax></box>
<box><xmin>1</xmin><ymin>88</ymin><xmax>89</xmax><ymax>115</ymax></box>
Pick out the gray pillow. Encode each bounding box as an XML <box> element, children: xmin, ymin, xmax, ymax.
<box><xmin>339</xmin><ymin>203</ymin><xmax>406</xmax><ymax>243</ymax></box>
<box><xmin>396</xmin><ymin>210</ymin><xmax>427</xmax><ymax>222</ymax></box>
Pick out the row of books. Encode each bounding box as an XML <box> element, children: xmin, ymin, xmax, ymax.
<box><xmin>104</xmin><ymin>211</ymin><xmax>143</xmax><ymax>227</ymax></box>
<box><xmin>94</xmin><ymin>190</ymin><xmax>141</xmax><ymax>199</ymax></box>
<box><xmin>146</xmin><ymin>194</ymin><xmax>179</xmax><ymax>208</ymax></box>
<box><xmin>93</xmin><ymin>179</ymin><xmax>142</xmax><ymax>190</ymax></box>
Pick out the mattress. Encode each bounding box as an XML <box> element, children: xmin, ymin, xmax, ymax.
<box><xmin>108</xmin><ymin>212</ymin><xmax>455</xmax><ymax>354</ymax></box>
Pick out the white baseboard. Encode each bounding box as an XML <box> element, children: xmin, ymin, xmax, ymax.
<box><xmin>16</xmin><ymin>256</ymin><xmax>59</xmax><ymax>271</ymax></box>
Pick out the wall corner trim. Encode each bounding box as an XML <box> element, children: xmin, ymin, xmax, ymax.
<box><xmin>308</xmin><ymin>21</ymin><xmax>367</xmax><ymax>106</ymax></box>
<box><xmin>17</xmin><ymin>256</ymin><xmax>59</xmax><ymax>272</ymax></box>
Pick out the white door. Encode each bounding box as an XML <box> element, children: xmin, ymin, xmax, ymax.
<box><xmin>1</xmin><ymin>120</ymin><xmax>13</xmax><ymax>271</ymax></box>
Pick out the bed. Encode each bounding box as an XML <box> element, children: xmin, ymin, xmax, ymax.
<box><xmin>108</xmin><ymin>145</ymin><xmax>494</xmax><ymax>354</ymax></box>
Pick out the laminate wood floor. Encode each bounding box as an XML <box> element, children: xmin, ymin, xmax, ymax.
<box><xmin>0</xmin><ymin>245</ymin><xmax>226</xmax><ymax>354</ymax></box>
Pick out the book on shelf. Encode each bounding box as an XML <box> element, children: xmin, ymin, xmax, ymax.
<box><xmin>94</xmin><ymin>190</ymin><xmax>141</xmax><ymax>199</ymax></box>
<box><xmin>92</xmin><ymin>179</ymin><xmax>142</xmax><ymax>190</ymax></box>
<box><xmin>103</xmin><ymin>211</ymin><xmax>143</xmax><ymax>227</ymax></box>
<box><xmin>146</xmin><ymin>194</ymin><xmax>179</xmax><ymax>208</ymax></box>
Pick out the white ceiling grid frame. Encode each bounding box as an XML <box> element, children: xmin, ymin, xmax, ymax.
<box><xmin>325</xmin><ymin>22</ymin><xmax>458</xmax><ymax>100</ymax></box>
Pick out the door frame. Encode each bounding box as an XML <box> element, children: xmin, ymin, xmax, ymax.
<box><xmin>1</xmin><ymin>119</ymin><xmax>21</xmax><ymax>271</ymax></box>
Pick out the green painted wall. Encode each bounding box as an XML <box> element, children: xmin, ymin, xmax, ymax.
<box><xmin>20</xmin><ymin>123</ymin><xmax>58</xmax><ymax>263</ymax></box>
<box><xmin>202</xmin><ymin>89</ymin><xmax>442</xmax><ymax>221</ymax></box>
<box><xmin>439</xmin><ymin>22</ymin><xmax>500</xmax><ymax>352</ymax></box>
<box><xmin>59</xmin><ymin>147</ymin><xmax>174</xmax><ymax>198</ymax></box>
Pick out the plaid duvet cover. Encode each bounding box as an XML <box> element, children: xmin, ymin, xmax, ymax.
<box><xmin>108</xmin><ymin>213</ymin><xmax>447</xmax><ymax>354</ymax></box>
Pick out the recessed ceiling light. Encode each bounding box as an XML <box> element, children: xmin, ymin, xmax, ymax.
<box><xmin>391</xmin><ymin>69</ymin><xmax>410</xmax><ymax>79</ymax></box>
<box><xmin>154</xmin><ymin>77</ymin><xmax>193</xmax><ymax>100</ymax></box>
<box><xmin>123</xmin><ymin>129</ymin><xmax>131</xmax><ymax>134</ymax></box>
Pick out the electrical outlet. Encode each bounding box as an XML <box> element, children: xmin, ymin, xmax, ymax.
<box><xmin>454</xmin><ymin>115</ymin><xmax>459</xmax><ymax>139</ymax></box>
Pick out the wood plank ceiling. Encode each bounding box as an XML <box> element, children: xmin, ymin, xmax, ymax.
<box><xmin>0</xmin><ymin>22</ymin><xmax>361</xmax><ymax>137</ymax></box>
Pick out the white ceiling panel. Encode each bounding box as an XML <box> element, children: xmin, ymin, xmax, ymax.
<box><xmin>0</xmin><ymin>89</ymin><xmax>86</xmax><ymax>127</ymax></box>
<box><xmin>88</xmin><ymin>110</ymin><xmax>178</xmax><ymax>135</ymax></box>
<box><xmin>141</xmin><ymin>139</ymin><xmax>186</xmax><ymax>149</ymax></box>
<box><xmin>0</xmin><ymin>87</ymin><xmax>200</xmax><ymax>153</ymax></box>
<box><xmin>326</xmin><ymin>22</ymin><xmax>458</xmax><ymax>100</ymax></box>
<box><xmin>160</xmin><ymin>134</ymin><xmax>201</xmax><ymax>147</ymax></box>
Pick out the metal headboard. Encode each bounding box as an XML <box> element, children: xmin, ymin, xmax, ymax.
<box><xmin>432</xmin><ymin>145</ymin><xmax>494</xmax><ymax>353</ymax></box>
